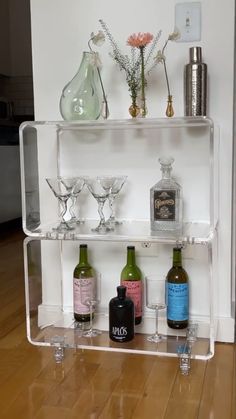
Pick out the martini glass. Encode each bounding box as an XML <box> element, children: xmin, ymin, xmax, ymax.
<box><xmin>85</xmin><ymin>177</ymin><xmax>112</xmax><ymax>233</ymax></box>
<box><xmin>145</xmin><ymin>275</ymin><xmax>166</xmax><ymax>343</ymax></box>
<box><xmin>106</xmin><ymin>175</ymin><xmax>127</xmax><ymax>226</ymax></box>
<box><xmin>46</xmin><ymin>176</ymin><xmax>78</xmax><ymax>231</ymax></box>
<box><xmin>68</xmin><ymin>176</ymin><xmax>85</xmax><ymax>225</ymax></box>
<box><xmin>97</xmin><ymin>175</ymin><xmax>119</xmax><ymax>231</ymax></box>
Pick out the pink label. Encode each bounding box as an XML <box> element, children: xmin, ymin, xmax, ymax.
<box><xmin>121</xmin><ymin>280</ymin><xmax>142</xmax><ymax>317</ymax></box>
<box><xmin>73</xmin><ymin>277</ymin><xmax>95</xmax><ymax>315</ymax></box>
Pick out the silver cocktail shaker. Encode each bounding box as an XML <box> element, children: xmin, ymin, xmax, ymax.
<box><xmin>184</xmin><ymin>46</ymin><xmax>207</xmax><ymax>116</ymax></box>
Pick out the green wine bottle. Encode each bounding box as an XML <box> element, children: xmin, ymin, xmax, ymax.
<box><xmin>166</xmin><ymin>247</ymin><xmax>189</xmax><ymax>329</ymax></box>
<box><xmin>73</xmin><ymin>244</ymin><xmax>95</xmax><ymax>322</ymax></box>
<box><xmin>120</xmin><ymin>246</ymin><xmax>142</xmax><ymax>325</ymax></box>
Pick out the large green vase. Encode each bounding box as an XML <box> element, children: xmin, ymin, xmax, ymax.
<box><xmin>60</xmin><ymin>51</ymin><xmax>103</xmax><ymax>121</ymax></box>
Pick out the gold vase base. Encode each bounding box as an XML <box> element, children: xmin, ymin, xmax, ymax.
<box><xmin>129</xmin><ymin>104</ymin><xmax>140</xmax><ymax>118</ymax></box>
<box><xmin>166</xmin><ymin>95</ymin><xmax>174</xmax><ymax>118</ymax></box>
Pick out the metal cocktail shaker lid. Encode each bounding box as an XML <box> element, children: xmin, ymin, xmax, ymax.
<box><xmin>189</xmin><ymin>46</ymin><xmax>202</xmax><ymax>63</ymax></box>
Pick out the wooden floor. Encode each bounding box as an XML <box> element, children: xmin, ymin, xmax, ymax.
<box><xmin>0</xmin><ymin>228</ymin><xmax>235</xmax><ymax>419</ymax></box>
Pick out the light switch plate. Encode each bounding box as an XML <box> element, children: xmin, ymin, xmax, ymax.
<box><xmin>175</xmin><ymin>2</ymin><xmax>201</xmax><ymax>42</ymax></box>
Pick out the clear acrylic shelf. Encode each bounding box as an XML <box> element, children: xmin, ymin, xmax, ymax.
<box><xmin>19</xmin><ymin>116</ymin><xmax>217</xmax><ymax>243</ymax></box>
<box><xmin>20</xmin><ymin>117</ymin><xmax>217</xmax><ymax>366</ymax></box>
<box><xmin>29</xmin><ymin>219</ymin><xmax>216</xmax><ymax>245</ymax></box>
<box><xmin>28</xmin><ymin>311</ymin><xmax>213</xmax><ymax>360</ymax></box>
<box><xmin>24</xmin><ymin>237</ymin><xmax>215</xmax><ymax>361</ymax></box>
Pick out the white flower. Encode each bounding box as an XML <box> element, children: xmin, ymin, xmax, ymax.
<box><xmin>168</xmin><ymin>29</ymin><xmax>181</xmax><ymax>41</ymax></box>
<box><xmin>90</xmin><ymin>30</ymin><xmax>105</xmax><ymax>47</ymax></box>
<box><xmin>155</xmin><ymin>50</ymin><xmax>165</xmax><ymax>63</ymax></box>
<box><xmin>89</xmin><ymin>51</ymin><xmax>102</xmax><ymax>68</ymax></box>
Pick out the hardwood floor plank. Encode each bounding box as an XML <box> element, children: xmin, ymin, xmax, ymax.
<box><xmin>198</xmin><ymin>343</ymin><xmax>235</xmax><ymax>419</ymax></box>
<box><xmin>164</xmin><ymin>359</ymin><xmax>207</xmax><ymax>419</ymax></box>
<box><xmin>131</xmin><ymin>357</ymin><xmax>178</xmax><ymax>419</ymax></box>
<box><xmin>1</xmin><ymin>382</ymin><xmax>54</xmax><ymax>419</ymax></box>
<box><xmin>0</xmin><ymin>345</ymin><xmax>53</xmax><ymax>415</ymax></box>
<box><xmin>232</xmin><ymin>344</ymin><xmax>236</xmax><ymax>419</ymax></box>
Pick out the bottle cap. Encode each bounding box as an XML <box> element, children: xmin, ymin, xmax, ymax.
<box><xmin>117</xmin><ymin>285</ymin><xmax>126</xmax><ymax>299</ymax></box>
<box><xmin>189</xmin><ymin>46</ymin><xmax>202</xmax><ymax>63</ymax></box>
<box><xmin>127</xmin><ymin>246</ymin><xmax>135</xmax><ymax>250</ymax></box>
<box><xmin>173</xmin><ymin>247</ymin><xmax>182</xmax><ymax>252</ymax></box>
<box><xmin>80</xmin><ymin>244</ymin><xmax>87</xmax><ymax>248</ymax></box>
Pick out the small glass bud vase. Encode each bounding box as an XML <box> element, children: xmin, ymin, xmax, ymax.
<box><xmin>60</xmin><ymin>51</ymin><xmax>103</xmax><ymax>121</ymax></box>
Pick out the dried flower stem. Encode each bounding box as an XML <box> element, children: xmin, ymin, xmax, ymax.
<box><xmin>88</xmin><ymin>37</ymin><xmax>109</xmax><ymax>119</ymax></box>
<box><xmin>162</xmin><ymin>39</ymin><xmax>171</xmax><ymax>97</ymax></box>
<box><xmin>145</xmin><ymin>30</ymin><xmax>162</xmax><ymax>68</ymax></box>
<box><xmin>140</xmin><ymin>47</ymin><xmax>146</xmax><ymax>116</ymax></box>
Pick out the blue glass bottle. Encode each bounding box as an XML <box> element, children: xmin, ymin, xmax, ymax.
<box><xmin>166</xmin><ymin>247</ymin><xmax>189</xmax><ymax>329</ymax></box>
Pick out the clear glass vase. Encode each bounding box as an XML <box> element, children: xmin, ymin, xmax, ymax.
<box><xmin>60</xmin><ymin>51</ymin><xmax>103</xmax><ymax>121</ymax></box>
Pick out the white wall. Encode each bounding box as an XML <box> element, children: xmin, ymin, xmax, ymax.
<box><xmin>30</xmin><ymin>0</ymin><xmax>235</xmax><ymax>341</ymax></box>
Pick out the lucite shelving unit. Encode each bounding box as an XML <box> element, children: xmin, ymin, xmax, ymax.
<box><xmin>20</xmin><ymin>117</ymin><xmax>218</xmax><ymax>367</ymax></box>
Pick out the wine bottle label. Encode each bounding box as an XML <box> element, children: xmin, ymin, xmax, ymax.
<box><xmin>121</xmin><ymin>280</ymin><xmax>142</xmax><ymax>317</ymax></box>
<box><xmin>73</xmin><ymin>277</ymin><xmax>95</xmax><ymax>315</ymax></box>
<box><xmin>154</xmin><ymin>190</ymin><xmax>176</xmax><ymax>221</ymax></box>
<box><xmin>111</xmin><ymin>326</ymin><xmax>128</xmax><ymax>340</ymax></box>
<box><xmin>167</xmin><ymin>283</ymin><xmax>189</xmax><ymax>321</ymax></box>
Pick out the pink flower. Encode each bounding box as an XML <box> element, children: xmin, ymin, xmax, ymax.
<box><xmin>127</xmin><ymin>32</ymin><xmax>154</xmax><ymax>48</ymax></box>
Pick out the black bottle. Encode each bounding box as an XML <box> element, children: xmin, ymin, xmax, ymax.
<box><xmin>109</xmin><ymin>286</ymin><xmax>135</xmax><ymax>342</ymax></box>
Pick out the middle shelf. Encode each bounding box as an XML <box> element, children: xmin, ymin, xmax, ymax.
<box><xmin>28</xmin><ymin>219</ymin><xmax>216</xmax><ymax>244</ymax></box>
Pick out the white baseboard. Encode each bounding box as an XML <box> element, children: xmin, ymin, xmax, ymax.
<box><xmin>215</xmin><ymin>316</ymin><xmax>235</xmax><ymax>342</ymax></box>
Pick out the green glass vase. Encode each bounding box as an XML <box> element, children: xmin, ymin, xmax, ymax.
<box><xmin>60</xmin><ymin>51</ymin><xmax>103</xmax><ymax>121</ymax></box>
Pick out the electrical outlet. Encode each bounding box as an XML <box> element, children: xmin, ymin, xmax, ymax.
<box><xmin>175</xmin><ymin>2</ymin><xmax>201</xmax><ymax>42</ymax></box>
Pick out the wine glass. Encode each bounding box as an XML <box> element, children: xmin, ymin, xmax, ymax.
<box><xmin>81</xmin><ymin>273</ymin><xmax>101</xmax><ymax>337</ymax></box>
<box><xmin>68</xmin><ymin>176</ymin><xmax>85</xmax><ymax>225</ymax></box>
<box><xmin>46</xmin><ymin>176</ymin><xmax>78</xmax><ymax>231</ymax></box>
<box><xmin>85</xmin><ymin>177</ymin><xmax>112</xmax><ymax>233</ymax></box>
<box><xmin>145</xmin><ymin>275</ymin><xmax>166</xmax><ymax>343</ymax></box>
<box><xmin>106</xmin><ymin>175</ymin><xmax>127</xmax><ymax>226</ymax></box>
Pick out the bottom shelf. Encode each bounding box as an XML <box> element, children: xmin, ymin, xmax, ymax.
<box><xmin>27</xmin><ymin>310</ymin><xmax>213</xmax><ymax>360</ymax></box>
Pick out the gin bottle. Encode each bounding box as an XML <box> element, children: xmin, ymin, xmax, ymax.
<box><xmin>150</xmin><ymin>157</ymin><xmax>182</xmax><ymax>233</ymax></box>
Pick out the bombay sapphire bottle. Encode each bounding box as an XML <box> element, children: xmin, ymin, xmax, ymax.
<box><xmin>60</xmin><ymin>51</ymin><xmax>103</xmax><ymax>121</ymax></box>
<box><xmin>150</xmin><ymin>157</ymin><xmax>182</xmax><ymax>234</ymax></box>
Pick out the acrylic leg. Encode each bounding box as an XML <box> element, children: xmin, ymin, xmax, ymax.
<box><xmin>186</xmin><ymin>323</ymin><xmax>198</xmax><ymax>343</ymax></box>
<box><xmin>51</xmin><ymin>336</ymin><xmax>65</xmax><ymax>363</ymax></box>
<box><xmin>178</xmin><ymin>343</ymin><xmax>191</xmax><ymax>375</ymax></box>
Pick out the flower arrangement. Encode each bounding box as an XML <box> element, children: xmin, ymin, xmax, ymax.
<box><xmin>99</xmin><ymin>19</ymin><xmax>161</xmax><ymax>117</ymax></box>
<box><xmin>127</xmin><ymin>32</ymin><xmax>154</xmax><ymax>117</ymax></box>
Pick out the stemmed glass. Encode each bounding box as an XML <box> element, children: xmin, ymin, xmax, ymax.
<box><xmin>106</xmin><ymin>176</ymin><xmax>127</xmax><ymax>226</ymax></box>
<box><xmin>46</xmin><ymin>176</ymin><xmax>78</xmax><ymax>231</ymax></box>
<box><xmin>68</xmin><ymin>176</ymin><xmax>85</xmax><ymax>225</ymax></box>
<box><xmin>145</xmin><ymin>275</ymin><xmax>166</xmax><ymax>343</ymax></box>
<box><xmin>81</xmin><ymin>274</ymin><xmax>101</xmax><ymax>337</ymax></box>
<box><xmin>85</xmin><ymin>177</ymin><xmax>113</xmax><ymax>233</ymax></box>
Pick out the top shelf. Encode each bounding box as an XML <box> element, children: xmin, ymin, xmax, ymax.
<box><xmin>20</xmin><ymin>116</ymin><xmax>214</xmax><ymax>131</ymax></box>
<box><xmin>19</xmin><ymin>116</ymin><xmax>216</xmax><ymax>242</ymax></box>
